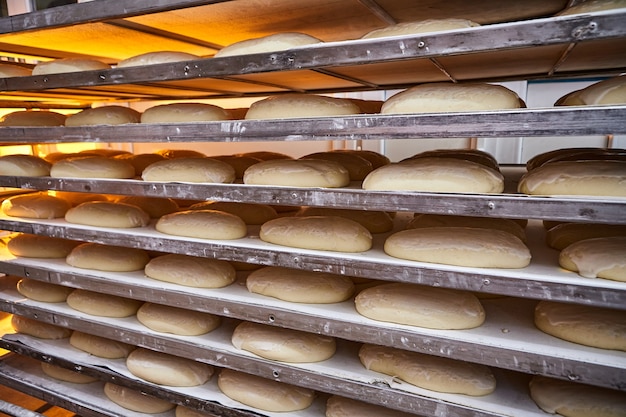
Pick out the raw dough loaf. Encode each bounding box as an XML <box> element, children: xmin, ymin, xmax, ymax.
<box><xmin>70</xmin><ymin>331</ymin><xmax>134</xmax><ymax>359</ymax></box>
<box><xmin>384</xmin><ymin>226</ymin><xmax>531</xmax><ymax>268</ymax></box>
<box><xmin>236</xmin><ymin>150</ymin><xmax>292</xmax><ymax>161</ymax></box>
<box><xmin>141</xmin><ymin>157</ymin><xmax>235</xmax><ymax>183</ymax></box>
<box><xmin>32</xmin><ymin>58</ymin><xmax>110</xmax><ymax>75</ymax></box>
<box><xmin>114</xmin><ymin>152</ymin><xmax>165</xmax><ymax>176</ymax></box>
<box><xmin>330</xmin><ymin>149</ymin><xmax>390</xmax><ymax>169</ymax></box>
<box><xmin>11</xmin><ymin>314</ymin><xmax>71</xmax><ymax>339</ymax></box>
<box><xmin>246</xmin><ymin>266</ymin><xmax>355</xmax><ymax>303</ymax></box>
<box><xmin>243</xmin><ymin>158</ymin><xmax>350</xmax><ymax>187</ymax></box>
<box><xmin>50</xmin><ymin>156</ymin><xmax>136</xmax><ymax>179</ymax></box>
<box><xmin>326</xmin><ymin>395</ymin><xmax>415</xmax><ymax>417</ymax></box>
<box><xmin>546</xmin><ymin>222</ymin><xmax>626</xmax><ymax>250</ymax></box>
<box><xmin>0</xmin><ymin>111</ymin><xmax>66</xmax><ymax>126</ymax></box>
<box><xmin>66</xmin><ymin>243</ymin><xmax>150</xmax><ymax>272</ymax></box>
<box><xmin>300</xmin><ymin>151</ymin><xmax>373</xmax><ymax>181</ymax></box>
<box><xmin>117</xmin><ymin>51</ymin><xmax>199</xmax><ymax>67</ymax></box>
<box><xmin>556</xmin><ymin>75</ymin><xmax>626</xmax><ymax>106</ymax></box>
<box><xmin>137</xmin><ymin>302</ymin><xmax>221</xmax><ymax>336</ymax></box>
<box><xmin>0</xmin><ymin>154</ymin><xmax>51</xmax><ymax>176</ymax></box>
<box><xmin>405</xmin><ymin>148</ymin><xmax>500</xmax><ymax>172</ymax></box>
<box><xmin>529</xmin><ymin>375</ymin><xmax>626</xmax><ymax>417</ymax></box>
<box><xmin>518</xmin><ymin>160</ymin><xmax>626</xmax><ymax>197</ymax></box>
<box><xmin>534</xmin><ymin>300</ymin><xmax>626</xmax><ymax>351</ymax></box>
<box><xmin>362</xmin><ymin>157</ymin><xmax>504</xmax><ymax>193</ymax></box>
<box><xmin>217</xmin><ymin>369</ymin><xmax>315</xmax><ymax>412</ymax></box>
<box><xmin>0</xmin><ymin>63</ymin><xmax>32</xmax><ymax>77</ymax></box>
<box><xmin>557</xmin><ymin>0</ymin><xmax>626</xmax><ymax>15</ymax></box>
<box><xmin>407</xmin><ymin>214</ymin><xmax>527</xmax><ymax>243</ymax></box>
<box><xmin>354</xmin><ymin>283</ymin><xmax>485</xmax><ymax>329</ymax></box>
<box><xmin>65</xmin><ymin>105</ymin><xmax>141</xmax><ymax>126</ymax></box>
<box><xmin>359</xmin><ymin>343</ymin><xmax>496</xmax><ymax>396</ymax></box>
<box><xmin>361</xmin><ymin>18</ymin><xmax>480</xmax><ymax>38</ymax></box>
<box><xmin>104</xmin><ymin>382</ymin><xmax>175</xmax><ymax>414</ymax></box>
<box><xmin>126</xmin><ymin>348</ymin><xmax>214</xmax><ymax>387</ymax></box>
<box><xmin>189</xmin><ymin>201</ymin><xmax>277</xmax><ymax>225</ymax></box>
<box><xmin>210</xmin><ymin>155</ymin><xmax>262</xmax><ymax>179</ymax></box>
<box><xmin>381</xmin><ymin>82</ymin><xmax>522</xmax><ymax>114</ymax></box>
<box><xmin>144</xmin><ymin>253</ymin><xmax>236</xmax><ymax>288</ymax></box>
<box><xmin>41</xmin><ymin>362</ymin><xmax>98</xmax><ymax>384</ymax></box>
<box><xmin>7</xmin><ymin>233</ymin><xmax>80</xmax><ymax>258</ymax></box>
<box><xmin>214</xmin><ymin>32</ymin><xmax>321</xmax><ymax>57</ymax></box>
<box><xmin>232</xmin><ymin>321</ymin><xmax>337</xmax><ymax>362</ymax></box>
<box><xmin>245</xmin><ymin>93</ymin><xmax>361</xmax><ymax>119</ymax></box>
<box><xmin>260</xmin><ymin>215</ymin><xmax>372</xmax><ymax>252</ymax></box>
<box><xmin>112</xmin><ymin>195</ymin><xmax>179</xmax><ymax>218</ymax></box>
<box><xmin>1</xmin><ymin>192</ymin><xmax>71</xmax><ymax>218</ymax></box>
<box><xmin>66</xmin><ymin>289</ymin><xmax>143</xmax><ymax>318</ymax></box>
<box><xmin>156</xmin><ymin>149</ymin><xmax>206</xmax><ymax>159</ymax></box>
<box><xmin>17</xmin><ymin>278</ymin><xmax>73</xmax><ymax>303</ymax></box>
<box><xmin>156</xmin><ymin>209</ymin><xmax>247</xmax><ymax>239</ymax></box>
<box><xmin>296</xmin><ymin>206</ymin><xmax>394</xmax><ymax>234</ymax></box>
<box><xmin>525</xmin><ymin>147</ymin><xmax>625</xmax><ymax>171</ymax></box>
<box><xmin>559</xmin><ymin>236</ymin><xmax>626</xmax><ymax>281</ymax></box>
<box><xmin>65</xmin><ymin>201</ymin><xmax>150</xmax><ymax>228</ymax></box>
<box><xmin>141</xmin><ymin>102</ymin><xmax>231</xmax><ymax>123</ymax></box>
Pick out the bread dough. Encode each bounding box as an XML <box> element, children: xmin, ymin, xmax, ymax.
<box><xmin>217</xmin><ymin>369</ymin><xmax>315</xmax><ymax>412</ymax></box>
<box><xmin>362</xmin><ymin>18</ymin><xmax>480</xmax><ymax>38</ymax></box>
<box><xmin>0</xmin><ymin>154</ymin><xmax>51</xmax><ymax>176</ymax></box>
<box><xmin>210</xmin><ymin>155</ymin><xmax>262</xmax><ymax>179</ymax></box>
<box><xmin>362</xmin><ymin>157</ymin><xmax>504</xmax><ymax>193</ymax></box>
<box><xmin>41</xmin><ymin>362</ymin><xmax>98</xmax><ymax>384</ymax></box>
<box><xmin>66</xmin><ymin>289</ymin><xmax>143</xmax><ymax>318</ymax></box>
<box><xmin>7</xmin><ymin>233</ymin><xmax>80</xmax><ymax>258</ymax></box>
<box><xmin>0</xmin><ymin>63</ymin><xmax>32</xmax><ymax>77</ymax></box>
<box><xmin>354</xmin><ymin>283</ymin><xmax>485</xmax><ymax>329</ymax></box>
<box><xmin>246</xmin><ymin>266</ymin><xmax>355</xmax><ymax>303</ymax></box>
<box><xmin>53</xmin><ymin>191</ymin><xmax>109</xmax><ymax>206</ymax></box>
<box><xmin>112</xmin><ymin>195</ymin><xmax>178</xmax><ymax>218</ymax></box>
<box><xmin>126</xmin><ymin>347</ymin><xmax>214</xmax><ymax>387</ymax></box>
<box><xmin>330</xmin><ymin>149</ymin><xmax>390</xmax><ymax>169</ymax></box>
<box><xmin>243</xmin><ymin>158</ymin><xmax>350</xmax><ymax>187</ymax></box>
<box><xmin>300</xmin><ymin>151</ymin><xmax>373</xmax><ymax>181</ymax></box>
<box><xmin>245</xmin><ymin>93</ymin><xmax>361</xmax><ymax>119</ymax></box>
<box><xmin>559</xmin><ymin>236</ymin><xmax>626</xmax><ymax>281</ymax></box>
<box><xmin>104</xmin><ymin>382</ymin><xmax>175</xmax><ymax>413</ymax></box>
<box><xmin>137</xmin><ymin>302</ymin><xmax>221</xmax><ymax>336</ymax></box>
<box><xmin>384</xmin><ymin>226</ymin><xmax>531</xmax><ymax>268</ymax></box>
<box><xmin>326</xmin><ymin>395</ymin><xmax>415</xmax><ymax>417</ymax></box>
<box><xmin>0</xmin><ymin>111</ymin><xmax>66</xmax><ymax>126</ymax></box>
<box><xmin>117</xmin><ymin>51</ymin><xmax>199</xmax><ymax>67</ymax></box>
<box><xmin>70</xmin><ymin>331</ymin><xmax>134</xmax><ymax>359</ymax></box>
<box><xmin>232</xmin><ymin>321</ymin><xmax>337</xmax><ymax>362</ymax></box>
<box><xmin>65</xmin><ymin>106</ymin><xmax>141</xmax><ymax>126</ymax></box>
<box><xmin>141</xmin><ymin>157</ymin><xmax>236</xmax><ymax>183</ymax></box>
<box><xmin>141</xmin><ymin>102</ymin><xmax>231</xmax><ymax>123</ymax></box>
<box><xmin>359</xmin><ymin>343</ymin><xmax>496</xmax><ymax>396</ymax></box>
<box><xmin>66</xmin><ymin>243</ymin><xmax>150</xmax><ymax>272</ymax></box>
<box><xmin>405</xmin><ymin>148</ymin><xmax>500</xmax><ymax>172</ymax></box>
<box><xmin>144</xmin><ymin>253</ymin><xmax>236</xmax><ymax>288</ymax></box>
<box><xmin>1</xmin><ymin>192</ymin><xmax>71</xmax><ymax>219</ymax></box>
<box><xmin>156</xmin><ymin>209</ymin><xmax>247</xmax><ymax>239</ymax></box>
<box><xmin>214</xmin><ymin>32</ymin><xmax>321</xmax><ymax>57</ymax></box>
<box><xmin>189</xmin><ymin>201</ymin><xmax>277</xmax><ymax>225</ymax></box>
<box><xmin>32</xmin><ymin>58</ymin><xmax>110</xmax><ymax>75</ymax></box>
<box><xmin>65</xmin><ymin>201</ymin><xmax>150</xmax><ymax>228</ymax></box>
<box><xmin>114</xmin><ymin>152</ymin><xmax>165</xmax><ymax>176</ymax></box>
<box><xmin>556</xmin><ymin>75</ymin><xmax>626</xmax><ymax>106</ymax></box>
<box><xmin>50</xmin><ymin>156</ymin><xmax>136</xmax><ymax>179</ymax></box>
<box><xmin>260</xmin><ymin>215</ymin><xmax>372</xmax><ymax>252</ymax></box>
<box><xmin>546</xmin><ymin>222</ymin><xmax>626</xmax><ymax>250</ymax></box>
<box><xmin>296</xmin><ymin>206</ymin><xmax>394</xmax><ymax>234</ymax></box>
<box><xmin>11</xmin><ymin>314</ymin><xmax>72</xmax><ymax>339</ymax></box>
<box><xmin>407</xmin><ymin>213</ymin><xmax>527</xmax><ymax>242</ymax></box>
<box><xmin>17</xmin><ymin>278</ymin><xmax>73</xmax><ymax>303</ymax></box>
<box><xmin>156</xmin><ymin>149</ymin><xmax>206</xmax><ymax>159</ymax></box>
<box><xmin>525</xmin><ymin>147</ymin><xmax>624</xmax><ymax>171</ymax></box>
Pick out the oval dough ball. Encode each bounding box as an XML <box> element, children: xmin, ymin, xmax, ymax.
<box><xmin>214</xmin><ymin>32</ymin><xmax>321</xmax><ymax>57</ymax></box>
<box><xmin>384</xmin><ymin>226</ymin><xmax>531</xmax><ymax>268</ymax></box>
<box><xmin>11</xmin><ymin>314</ymin><xmax>71</xmax><ymax>339</ymax></box>
<box><xmin>65</xmin><ymin>105</ymin><xmax>141</xmax><ymax>126</ymax></box>
<box><xmin>546</xmin><ymin>222</ymin><xmax>626</xmax><ymax>250</ymax></box>
<box><xmin>1</xmin><ymin>192</ymin><xmax>71</xmax><ymax>219</ymax></box>
<box><xmin>243</xmin><ymin>158</ymin><xmax>350</xmax><ymax>188</ymax></box>
<box><xmin>112</xmin><ymin>195</ymin><xmax>179</xmax><ymax>218</ymax></box>
<box><xmin>359</xmin><ymin>344</ymin><xmax>496</xmax><ymax>396</ymax></box>
<box><xmin>0</xmin><ymin>63</ymin><xmax>32</xmax><ymax>77</ymax></box>
<box><xmin>50</xmin><ymin>156</ymin><xmax>136</xmax><ymax>179</ymax></box>
<box><xmin>144</xmin><ymin>253</ymin><xmax>236</xmax><ymax>288</ymax></box>
<box><xmin>326</xmin><ymin>395</ymin><xmax>416</xmax><ymax>417</ymax></box>
<box><xmin>381</xmin><ymin>82</ymin><xmax>522</xmax><ymax>114</ymax></box>
<box><xmin>17</xmin><ymin>278</ymin><xmax>73</xmax><ymax>303</ymax></box>
<box><xmin>245</xmin><ymin>93</ymin><xmax>361</xmax><ymax>119</ymax></box>
<box><xmin>556</xmin><ymin>75</ymin><xmax>626</xmax><ymax>106</ymax></box>
<box><xmin>559</xmin><ymin>236</ymin><xmax>626</xmax><ymax>281</ymax></box>
<box><xmin>66</xmin><ymin>243</ymin><xmax>150</xmax><ymax>272</ymax></box>
<box><xmin>217</xmin><ymin>369</ymin><xmax>315</xmax><ymax>412</ymax></box>
<box><xmin>232</xmin><ymin>321</ymin><xmax>336</xmax><ymax>363</ymax></box>
<box><xmin>126</xmin><ymin>348</ymin><xmax>214</xmax><ymax>387</ymax></box>
<box><xmin>260</xmin><ymin>215</ymin><xmax>372</xmax><ymax>253</ymax></box>
<box><xmin>361</xmin><ymin>18</ymin><xmax>480</xmax><ymax>38</ymax></box>
<box><xmin>141</xmin><ymin>102</ymin><xmax>231</xmax><ymax>123</ymax></box>
<box><xmin>137</xmin><ymin>302</ymin><xmax>221</xmax><ymax>336</ymax></box>
<box><xmin>331</xmin><ymin>149</ymin><xmax>390</xmax><ymax>169</ymax></box>
<box><xmin>300</xmin><ymin>151</ymin><xmax>373</xmax><ymax>181</ymax></box>
<box><xmin>354</xmin><ymin>283</ymin><xmax>485</xmax><ymax>330</ymax></box>
<box><xmin>296</xmin><ymin>206</ymin><xmax>394</xmax><ymax>234</ymax></box>
<box><xmin>407</xmin><ymin>213</ymin><xmax>527</xmax><ymax>242</ymax></box>
<box><xmin>246</xmin><ymin>266</ymin><xmax>355</xmax><ymax>303</ymax></box>
<box><xmin>405</xmin><ymin>148</ymin><xmax>500</xmax><ymax>172</ymax></box>
<box><xmin>529</xmin><ymin>375</ymin><xmax>626</xmax><ymax>417</ymax></box>
<box><xmin>114</xmin><ymin>152</ymin><xmax>165</xmax><ymax>176</ymax></box>
<box><xmin>156</xmin><ymin>149</ymin><xmax>206</xmax><ymax>159</ymax></box>
<box><xmin>534</xmin><ymin>300</ymin><xmax>626</xmax><ymax>351</ymax></box>
<box><xmin>363</xmin><ymin>157</ymin><xmax>504</xmax><ymax>193</ymax></box>
<box><xmin>66</xmin><ymin>289</ymin><xmax>143</xmax><ymax>318</ymax></box>
<box><xmin>65</xmin><ymin>201</ymin><xmax>150</xmax><ymax>228</ymax></box>
<box><xmin>117</xmin><ymin>51</ymin><xmax>199</xmax><ymax>67</ymax></box>
<box><xmin>70</xmin><ymin>331</ymin><xmax>134</xmax><ymax>359</ymax></box>
<box><xmin>32</xmin><ymin>58</ymin><xmax>110</xmax><ymax>75</ymax></box>
<box><xmin>156</xmin><ymin>209</ymin><xmax>247</xmax><ymax>240</ymax></box>
<box><xmin>210</xmin><ymin>155</ymin><xmax>262</xmax><ymax>179</ymax></box>
<box><xmin>7</xmin><ymin>233</ymin><xmax>80</xmax><ymax>258</ymax></box>
<box><xmin>104</xmin><ymin>382</ymin><xmax>175</xmax><ymax>414</ymax></box>
<box><xmin>41</xmin><ymin>362</ymin><xmax>98</xmax><ymax>384</ymax></box>
<box><xmin>141</xmin><ymin>157</ymin><xmax>235</xmax><ymax>183</ymax></box>
<box><xmin>189</xmin><ymin>201</ymin><xmax>277</xmax><ymax>225</ymax></box>
<box><xmin>0</xmin><ymin>111</ymin><xmax>66</xmax><ymax>126</ymax></box>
